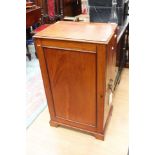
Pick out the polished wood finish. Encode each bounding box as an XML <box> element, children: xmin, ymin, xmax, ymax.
<box><xmin>26</xmin><ymin>6</ymin><xmax>42</xmax><ymax>28</ymax></box>
<box><xmin>34</xmin><ymin>21</ymin><xmax>116</xmax><ymax>43</ymax></box>
<box><xmin>45</xmin><ymin>48</ymin><xmax>96</xmax><ymax>126</ymax></box>
<box><xmin>34</xmin><ymin>21</ymin><xmax>117</xmax><ymax>140</ymax></box>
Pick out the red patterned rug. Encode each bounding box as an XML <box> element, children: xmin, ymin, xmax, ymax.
<box><xmin>26</xmin><ymin>44</ymin><xmax>47</xmax><ymax>128</ymax></box>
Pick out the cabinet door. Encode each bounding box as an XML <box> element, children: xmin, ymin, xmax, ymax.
<box><xmin>44</xmin><ymin>47</ymin><xmax>97</xmax><ymax>128</ymax></box>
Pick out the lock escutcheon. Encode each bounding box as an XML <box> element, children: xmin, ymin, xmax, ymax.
<box><xmin>108</xmin><ymin>79</ymin><xmax>113</xmax><ymax>90</ymax></box>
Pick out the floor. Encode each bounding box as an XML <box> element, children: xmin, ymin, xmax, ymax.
<box><xmin>26</xmin><ymin>44</ymin><xmax>47</xmax><ymax>128</ymax></box>
<box><xmin>26</xmin><ymin>69</ymin><xmax>129</xmax><ymax>155</ymax></box>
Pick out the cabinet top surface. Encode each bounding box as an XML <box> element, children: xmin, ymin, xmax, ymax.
<box><xmin>34</xmin><ymin>21</ymin><xmax>117</xmax><ymax>44</ymax></box>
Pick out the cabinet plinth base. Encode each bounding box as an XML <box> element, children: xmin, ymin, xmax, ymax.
<box><xmin>49</xmin><ymin>120</ymin><xmax>59</xmax><ymax>127</ymax></box>
<box><xmin>49</xmin><ymin>120</ymin><xmax>105</xmax><ymax>140</ymax></box>
<box><xmin>94</xmin><ymin>133</ymin><xmax>105</xmax><ymax>140</ymax></box>
<box><xmin>49</xmin><ymin>106</ymin><xmax>113</xmax><ymax>141</ymax></box>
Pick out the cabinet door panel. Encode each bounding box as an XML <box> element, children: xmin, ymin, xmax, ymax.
<box><xmin>44</xmin><ymin>48</ymin><xmax>97</xmax><ymax>127</ymax></box>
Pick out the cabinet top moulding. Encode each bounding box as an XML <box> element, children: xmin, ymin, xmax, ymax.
<box><xmin>33</xmin><ymin>21</ymin><xmax>117</xmax><ymax>44</ymax></box>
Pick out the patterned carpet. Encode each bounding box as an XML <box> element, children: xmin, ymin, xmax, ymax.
<box><xmin>26</xmin><ymin>44</ymin><xmax>47</xmax><ymax>129</ymax></box>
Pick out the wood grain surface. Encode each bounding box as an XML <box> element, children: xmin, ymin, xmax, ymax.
<box><xmin>34</xmin><ymin>21</ymin><xmax>117</xmax><ymax>140</ymax></box>
<box><xmin>34</xmin><ymin>21</ymin><xmax>117</xmax><ymax>44</ymax></box>
<box><xmin>44</xmin><ymin>48</ymin><xmax>97</xmax><ymax>127</ymax></box>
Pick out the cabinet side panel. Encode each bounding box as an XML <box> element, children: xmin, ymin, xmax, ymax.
<box><xmin>96</xmin><ymin>44</ymin><xmax>106</xmax><ymax>133</ymax></box>
<box><xmin>104</xmin><ymin>44</ymin><xmax>113</xmax><ymax>126</ymax></box>
<box><xmin>44</xmin><ymin>48</ymin><xmax>97</xmax><ymax>126</ymax></box>
<box><xmin>104</xmin><ymin>33</ymin><xmax>117</xmax><ymax>126</ymax></box>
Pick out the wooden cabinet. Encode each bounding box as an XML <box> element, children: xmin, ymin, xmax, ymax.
<box><xmin>34</xmin><ymin>21</ymin><xmax>117</xmax><ymax>140</ymax></box>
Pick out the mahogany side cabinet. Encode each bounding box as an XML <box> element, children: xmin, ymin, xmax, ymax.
<box><xmin>34</xmin><ymin>21</ymin><xmax>117</xmax><ymax>140</ymax></box>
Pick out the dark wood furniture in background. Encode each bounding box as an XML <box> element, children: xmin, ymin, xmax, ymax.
<box><xmin>33</xmin><ymin>0</ymin><xmax>48</xmax><ymax>15</ymax></box>
<box><xmin>125</xmin><ymin>24</ymin><xmax>129</xmax><ymax>67</ymax></box>
<box><xmin>29</xmin><ymin>0</ymin><xmax>52</xmax><ymax>23</ymax></box>
<box><xmin>31</xmin><ymin>0</ymin><xmax>82</xmax><ymax>21</ymax></box>
<box><xmin>54</xmin><ymin>0</ymin><xmax>82</xmax><ymax>20</ymax></box>
<box><xmin>63</xmin><ymin>0</ymin><xmax>82</xmax><ymax>16</ymax></box>
<box><xmin>114</xmin><ymin>18</ymin><xmax>129</xmax><ymax>89</ymax></box>
<box><xmin>26</xmin><ymin>6</ymin><xmax>42</xmax><ymax>28</ymax></box>
<box><xmin>26</xmin><ymin>5</ymin><xmax>42</xmax><ymax>60</ymax></box>
<box><xmin>34</xmin><ymin>21</ymin><xmax>117</xmax><ymax>140</ymax></box>
<box><xmin>116</xmin><ymin>18</ymin><xmax>129</xmax><ymax>67</ymax></box>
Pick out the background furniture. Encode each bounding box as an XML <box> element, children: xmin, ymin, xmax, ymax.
<box><xmin>26</xmin><ymin>2</ymin><xmax>52</xmax><ymax>60</ymax></box>
<box><xmin>87</xmin><ymin>0</ymin><xmax>129</xmax><ymax>89</ymax></box>
<box><xmin>54</xmin><ymin>0</ymin><xmax>82</xmax><ymax>20</ymax></box>
<box><xmin>30</xmin><ymin>0</ymin><xmax>82</xmax><ymax>22</ymax></box>
<box><xmin>26</xmin><ymin>5</ymin><xmax>42</xmax><ymax>28</ymax></box>
<box><xmin>27</xmin><ymin>0</ymin><xmax>55</xmax><ymax>23</ymax></box>
<box><xmin>34</xmin><ymin>21</ymin><xmax>117</xmax><ymax>140</ymax></box>
<box><xmin>88</xmin><ymin>0</ymin><xmax>127</xmax><ymax>26</ymax></box>
<box><xmin>114</xmin><ymin>18</ymin><xmax>129</xmax><ymax>89</ymax></box>
<box><xmin>26</xmin><ymin>5</ymin><xmax>42</xmax><ymax>60</ymax></box>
